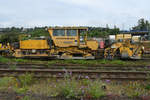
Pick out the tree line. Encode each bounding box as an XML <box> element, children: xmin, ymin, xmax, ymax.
<box><xmin>0</xmin><ymin>18</ymin><xmax>149</xmax><ymax>44</ymax></box>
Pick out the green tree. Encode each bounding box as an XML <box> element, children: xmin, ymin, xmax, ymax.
<box><xmin>88</xmin><ymin>26</ymin><xmax>119</xmax><ymax>37</ymax></box>
<box><xmin>30</xmin><ymin>27</ymin><xmax>49</xmax><ymax>37</ymax></box>
<box><xmin>132</xmin><ymin>18</ymin><xmax>150</xmax><ymax>31</ymax></box>
<box><xmin>0</xmin><ymin>33</ymin><xmax>19</xmax><ymax>44</ymax></box>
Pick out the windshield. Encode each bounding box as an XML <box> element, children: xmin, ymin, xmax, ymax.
<box><xmin>53</xmin><ymin>29</ymin><xmax>65</xmax><ymax>36</ymax></box>
<box><xmin>67</xmin><ymin>29</ymin><xmax>77</xmax><ymax>36</ymax></box>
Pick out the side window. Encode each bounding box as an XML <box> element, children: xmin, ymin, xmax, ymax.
<box><xmin>67</xmin><ymin>30</ymin><xmax>77</xmax><ymax>36</ymax></box>
<box><xmin>53</xmin><ymin>29</ymin><xmax>65</xmax><ymax>36</ymax></box>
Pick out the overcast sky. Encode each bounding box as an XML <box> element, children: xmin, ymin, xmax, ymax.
<box><xmin>0</xmin><ymin>0</ymin><xmax>150</xmax><ymax>30</ymax></box>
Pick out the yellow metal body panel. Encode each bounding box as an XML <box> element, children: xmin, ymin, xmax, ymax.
<box><xmin>20</xmin><ymin>40</ymin><xmax>50</xmax><ymax>49</ymax></box>
<box><xmin>132</xmin><ymin>37</ymin><xmax>140</xmax><ymax>42</ymax></box>
<box><xmin>115</xmin><ymin>34</ymin><xmax>131</xmax><ymax>40</ymax></box>
<box><xmin>50</xmin><ymin>35</ymin><xmax>77</xmax><ymax>47</ymax></box>
<box><xmin>119</xmin><ymin>47</ymin><xmax>132</xmax><ymax>57</ymax></box>
<box><xmin>124</xmin><ymin>34</ymin><xmax>131</xmax><ymax>39</ymax></box>
<box><xmin>116</xmin><ymin>34</ymin><xmax>124</xmax><ymax>40</ymax></box>
<box><xmin>86</xmin><ymin>40</ymin><xmax>98</xmax><ymax>50</ymax></box>
<box><xmin>48</xmin><ymin>29</ymin><xmax>78</xmax><ymax>47</ymax></box>
<box><xmin>0</xmin><ymin>44</ymin><xmax>2</xmax><ymax>48</ymax></box>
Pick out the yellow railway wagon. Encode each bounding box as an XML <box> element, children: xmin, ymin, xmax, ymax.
<box><xmin>14</xmin><ymin>39</ymin><xmax>51</xmax><ymax>58</ymax></box>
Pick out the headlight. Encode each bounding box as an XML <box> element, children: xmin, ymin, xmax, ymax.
<box><xmin>111</xmin><ymin>45</ymin><xmax>116</xmax><ymax>48</ymax></box>
<box><xmin>142</xmin><ymin>46</ymin><xmax>144</xmax><ymax>50</ymax></box>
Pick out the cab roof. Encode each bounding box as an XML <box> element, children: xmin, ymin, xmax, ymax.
<box><xmin>48</xmin><ymin>27</ymin><xmax>88</xmax><ymax>30</ymax></box>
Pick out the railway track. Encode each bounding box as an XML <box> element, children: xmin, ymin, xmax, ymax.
<box><xmin>0</xmin><ymin>68</ymin><xmax>149</xmax><ymax>80</ymax></box>
<box><xmin>0</xmin><ymin>64</ymin><xmax>149</xmax><ymax>80</ymax></box>
<box><xmin>0</xmin><ymin>63</ymin><xmax>150</xmax><ymax>70</ymax></box>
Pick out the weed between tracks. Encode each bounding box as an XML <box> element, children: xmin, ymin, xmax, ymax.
<box><xmin>47</xmin><ymin>59</ymin><xmax>149</xmax><ymax>67</ymax></box>
<box><xmin>0</xmin><ymin>56</ymin><xmax>149</xmax><ymax>67</ymax></box>
<box><xmin>47</xmin><ymin>59</ymin><xmax>126</xmax><ymax>65</ymax></box>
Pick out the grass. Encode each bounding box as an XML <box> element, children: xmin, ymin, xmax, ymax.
<box><xmin>0</xmin><ymin>56</ymin><xmax>10</xmax><ymax>63</ymax></box>
<box><xmin>0</xmin><ymin>76</ymin><xmax>150</xmax><ymax>98</ymax></box>
<box><xmin>21</xmin><ymin>96</ymin><xmax>31</xmax><ymax>100</ymax></box>
<box><xmin>0</xmin><ymin>77</ymin><xmax>16</xmax><ymax>87</ymax></box>
<box><xmin>0</xmin><ymin>77</ymin><xmax>18</xmax><ymax>91</ymax></box>
<box><xmin>47</xmin><ymin>59</ymin><xmax>146</xmax><ymax>67</ymax></box>
<box><xmin>0</xmin><ymin>56</ymin><xmax>149</xmax><ymax>68</ymax></box>
<box><xmin>0</xmin><ymin>74</ymin><xmax>33</xmax><ymax>94</ymax></box>
<box><xmin>47</xmin><ymin>59</ymin><xmax>124</xmax><ymax>65</ymax></box>
<box><xmin>30</xmin><ymin>80</ymin><xmax>59</xmax><ymax>97</ymax></box>
<box><xmin>28</xmin><ymin>78</ymin><xmax>150</xmax><ymax>98</ymax></box>
<box><xmin>123</xmin><ymin>81</ymin><xmax>146</xmax><ymax>97</ymax></box>
<box><xmin>0</xmin><ymin>56</ymin><xmax>47</xmax><ymax>65</ymax></box>
<box><xmin>86</xmin><ymin>80</ymin><xmax>106</xmax><ymax>98</ymax></box>
<box><xmin>18</xmin><ymin>73</ymin><xmax>33</xmax><ymax>87</ymax></box>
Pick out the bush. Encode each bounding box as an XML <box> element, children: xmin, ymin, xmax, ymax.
<box><xmin>18</xmin><ymin>74</ymin><xmax>33</xmax><ymax>87</ymax></box>
<box><xmin>82</xmin><ymin>79</ymin><xmax>91</xmax><ymax>86</ymax></box>
<box><xmin>86</xmin><ymin>80</ymin><xmax>105</xmax><ymax>98</ymax></box>
<box><xmin>58</xmin><ymin>78</ymin><xmax>82</xmax><ymax>98</ymax></box>
<box><xmin>145</xmin><ymin>84</ymin><xmax>150</xmax><ymax>90</ymax></box>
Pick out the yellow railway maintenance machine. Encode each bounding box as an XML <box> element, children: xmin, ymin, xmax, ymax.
<box><xmin>14</xmin><ymin>27</ymin><xmax>99</xmax><ymax>59</ymax></box>
<box><xmin>48</xmin><ymin>27</ymin><xmax>99</xmax><ymax>59</ymax></box>
<box><xmin>104</xmin><ymin>34</ymin><xmax>144</xmax><ymax>60</ymax></box>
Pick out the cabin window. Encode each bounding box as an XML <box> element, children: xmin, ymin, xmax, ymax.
<box><xmin>67</xmin><ymin>29</ymin><xmax>77</xmax><ymax>36</ymax></box>
<box><xmin>53</xmin><ymin>29</ymin><xmax>65</xmax><ymax>36</ymax></box>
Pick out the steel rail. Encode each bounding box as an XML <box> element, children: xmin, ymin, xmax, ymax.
<box><xmin>0</xmin><ymin>68</ymin><xmax>149</xmax><ymax>80</ymax></box>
